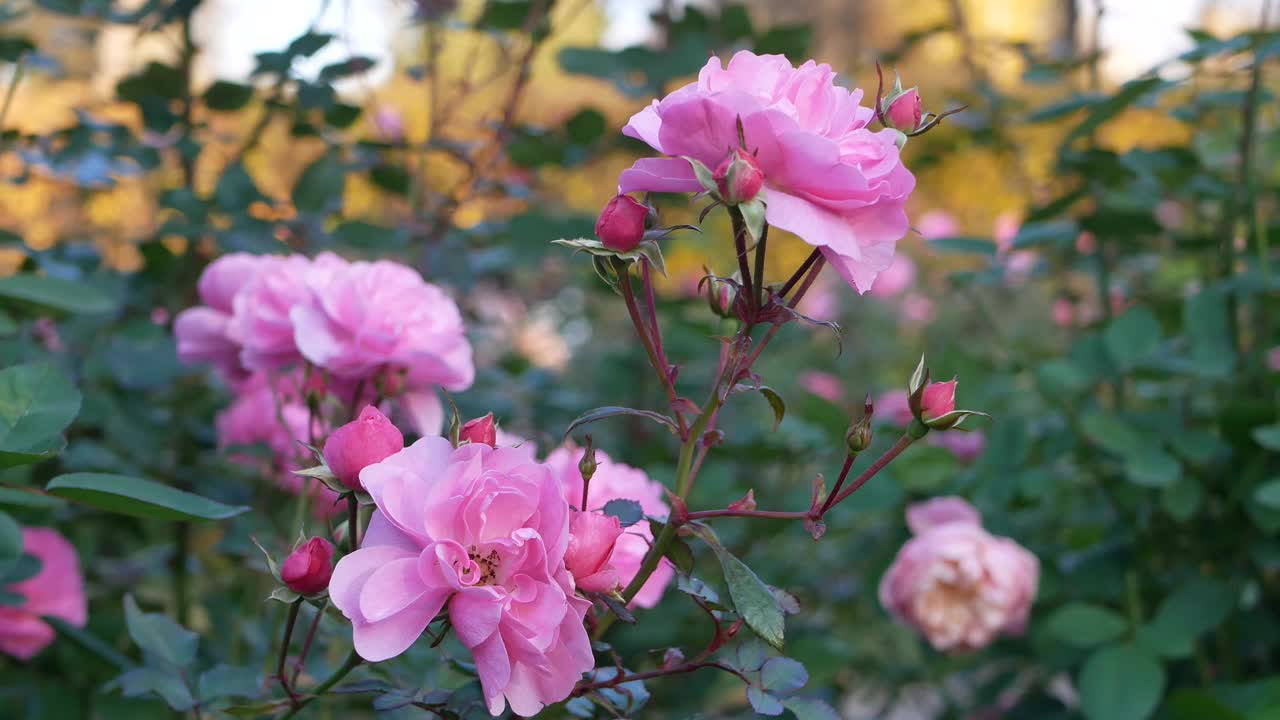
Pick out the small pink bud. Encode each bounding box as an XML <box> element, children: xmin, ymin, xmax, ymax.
<box><xmin>595</xmin><ymin>194</ymin><xmax>649</xmax><ymax>251</ymax></box>
<box><xmin>920</xmin><ymin>380</ymin><xmax>957</xmax><ymax>423</ymax></box>
<box><xmin>884</xmin><ymin>88</ymin><xmax>922</xmax><ymax>133</ymax></box>
<box><xmin>712</xmin><ymin>148</ymin><xmax>764</xmax><ymax>204</ymax></box>
<box><xmin>322</xmin><ymin>405</ymin><xmax>404</xmax><ymax>491</ymax></box>
<box><xmin>564</xmin><ymin>510</ymin><xmax>623</xmax><ymax>594</ymax></box>
<box><xmin>459</xmin><ymin>413</ymin><xmax>497</xmax><ymax>447</ymax></box>
<box><xmin>281</xmin><ymin>537</ymin><xmax>334</xmax><ymax>595</ymax></box>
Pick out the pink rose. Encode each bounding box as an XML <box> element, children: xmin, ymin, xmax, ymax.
<box><xmin>868</xmin><ymin>252</ymin><xmax>916</xmax><ymax>298</ymax></box>
<box><xmin>281</xmin><ymin>537</ymin><xmax>335</xmax><ymax>595</ymax></box>
<box><xmin>1052</xmin><ymin>298</ymin><xmax>1075</xmax><ymax>328</ymax></box>
<box><xmin>900</xmin><ymin>293</ymin><xmax>935</xmax><ymax>326</ymax></box>
<box><xmin>459</xmin><ymin>413</ymin><xmax>498</xmax><ymax>447</ymax></box>
<box><xmin>229</xmin><ymin>254</ymin><xmax>314</xmax><ymax>371</ymax></box>
<box><xmin>1268</xmin><ymin>346</ymin><xmax>1280</xmax><ymax>372</ymax></box>
<box><xmin>330</xmin><ymin>438</ymin><xmax>593</xmax><ymax>716</ymax></box>
<box><xmin>546</xmin><ymin>447</ymin><xmax>674</xmax><ymax>609</ymax></box>
<box><xmin>323</xmin><ymin>405</ymin><xmax>404</xmax><ymax>492</ymax></box>
<box><xmin>291</xmin><ymin>255</ymin><xmax>473</xmax><ymax>392</ymax></box>
<box><xmin>564</xmin><ymin>510</ymin><xmax>624</xmax><ymax>594</ymax></box>
<box><xmin>879</xmin><ymin>497</ymin><xmax>1038</xmax><ymax>652</ymax></box>
<box><xmin>993</xmin><ymin>212</ymin><xmax>1021</xmax><ymax>252</ymax></box>
<box><xmin>175</xmin><ymin>252</ymin><xmax>272</xmax><ymax>380</ymax></box>
<box><xmin>595</xmin><ymin>194</ymin><xmax>649</xmax><ymax>251</ymax></box>
<box><xmin>875</xmin><ymin>390</ymin><xmax>915</xmax><ymax>427</ymax></box>
<box><xmin>920</xmin><ymin>380</ymin><xmax>957</xmax><ymax>422</ymax></box>
<box><xmin>884</xmin><ymin>88</ymin><xmax>922</xmax><ymax>132</ymax></box>
<box><xmin>0</xmin><ymin>528</ymin><xmax>87</xmax><ymax>660</ymax></box>
<box><xmin>798</xmin><ymin>371</ymin><xmax>843</xmax><ymax>404</ymax></box>
<box><xmin>917</xmin><ymin>210</ymin><xmax>958</xmax><ymax>240</ymax></box>
<box><xmin>617</xmin><ymin>51</ymin><xmax>915</xmax><ymax>293</ymax></box>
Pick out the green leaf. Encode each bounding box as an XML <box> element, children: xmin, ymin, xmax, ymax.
<box><xmin>1149</xmin><ymin>578</ymin><xmax>1234</xmax><ymax>642</ymax></box>
<box><xmin>124</xmin><ymin>594</ymin><xmax>198</xmax><ymax>667</ymax></box>
<box><xmin>1046</xmin><ymin>603</ymin><xmax>1129</xmax><ymax>647</ymax></box>
<box><xmin>0</xmin><ymin>273</ymin><xmax>115</xmax><ymax>314</ymax></box>
<box><xmin>46</xmin><ymin>616</ymin><xmax>132</xmax><ymax>670</ymax></box>
<box><xmin>754</xmin><ymin>24</ymin><xmax>811</xmax><ymax>60</ymax></box>
<box><xmin>202</xmin><ymin>80</ymin><xmax>254</xmax><ymax>111</ymax></box>
<box><xmin>760</xmin><ymin>657</ymin><xmax>807</xmax><ymax>694</ymax></box>
<box><xmin>1078</xmin><ymin>644</ymin><xmax>1166</xmax><ymax>720</ymax></box>
<box><xmin>739</xmin><ymin>196</ymin><xmax>766</xmax><ymax>241</ymax></box>
<box><xmin>1066</xmin><ymin>76</ymin><xmax>1169</xmax><ymax>145</ymax></box>
<box><xmin>756</xmin><ymin>386</ymin><xmax>785</xmax><ymax>430</ymax></box>
<box><xmin>2</xmin><ymin>553</ymin><xmax>41</xmax><ymax>584</ymax></box>
<box><xmin>1124</xmin><ymin>446</ymin><xmax>1182</xmax><ymax>488</ymax></box>
<box><xmin>46</xmin><ymin>473</ymin><xmax>249</xmax><ymax>521</ymax></box>
<box><xmin>782</xmin><ymin>697</ymin><xmax>841</xmax><ymax>720</ymax></box>
<box><xmin>1255</xmin><ymin>479</ymin><xmax>1280</xmax><ymax>510</ymax></box>
<box><xmin>198</xmin><ymin>665</ymin><xmax>263</xmax><ymax>701</ymax></box>
<box><xmin>0</xmin><ymin>510</ymin><xmax>21</xmax><ymax>579</ymax></box>
<box><xmin>1011</xmin><ymin>220</ymin><xmax>1079</xmax><ymax>249</ymax></box>
<box><xmin>1103</xmin><ymin>306</ymin><xmax>1161</xmax><ymax>370</ymax></box>
<box><xmin>292</xmin><ymin>151</ymin><xmax>344</xmax><ymax>214</ymax></box>
<box><xmin>927</xmin><ymin>236</ymin><xmax>997</xmax><ymax>256</ymax></box>
<box><xmin>112</xmin><ymin>666</ymin><xmax>196</xmax><ymax>711</ymax></box>
<box><xmin>601</xmin><ymin>499</ymin><xmax>643</xmax><ymax>527</ymax></box>
<box><xmin>0</xmin><ymin>487</ymin><xmax>67</xmax><ymax>509</ymax></box>
<box><xmin>1183</xmin><ymin>289</ymin><xmax>1234</xmax><ymax>377</ymax></box>
<box><xmin>1079</xmin><ymin>411</ymin><xmax>1148</xmax><ymax>458</ymax></box>
<box><xmin>1252</xmin><ymin>426</ymin><xmax>1280</xmax><ymax>451</ymax></box>
<box><xmin>287</xmin><ymin>31</ymin><xmax>332</xmax><ymax>58</ymax></box>
<box><xmin>649</xmin><ymin>521</ymin><xmax>693</xmax><ymax>574</ymax></box>
<box><xmin>0</xmin><ymin>363</ymin><xmax>80</xmax><ymax>466</ymax></box>
<box><xmin>562</xmin><ymin>406</ymin><xmax>679</xmax><ymax>439</ymax></box>
<box><xmin>690</xmin><ymin>525</ymin><xmax>785</xmax><ymax>650</ymax></box>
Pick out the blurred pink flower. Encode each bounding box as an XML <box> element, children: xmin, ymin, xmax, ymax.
<box><xmin>1155</xmin><ymin>201</ymin><xmax>1184</xmax><ymax>231</ymax></box>
<box><xmin>150</xmin><ymin>307</ymin><xmax>170</xmax><ymax>325</ymax></box>
<box><xmin>876</xmin><ymin>390</ymin><xmax>914</xmax><ymax>427</ymax></box>
<box><xmin>546</xmin><ymin>447</ymin><xmax>673</xmax><ymax>609</ymax></box>
<box><xmin>879</xmin><ymin>497</ymin><xmax>1038</xmax><ymax>653</ymax></box>
<box><xmin>564</xmin><ymin>510</ymin><xmax>624</xmax><ymax>594</ymax></box>
<box><xmin>916</xmin><ymin>210</ymin><xmax>959</xmax><ymax>240</ymax></box>
<box><xmin>291</xmin><ymin>254</ymin><xmax>473</xmax><ymax>392</ymax></box>
<box><xmin>796</xmin><ymin>274</ymin><xmax>839</xmax><ymax>323</ymax></box>
<box><xmin>1268</xmin><ymin>346</ymin><xmax>1280</xmax><ymax>372</ymax></box>
<box><xmin>617</xmin><ymin>51</ymin><xmax>915</xmax><ymax>293</ymax></box>
<box><xmin>993</xmin><ymin>212</ymin><xmax>1021</xmax><ymax>252</ymax></box>
<box><xmin>799</xmin><ymin>371</ymin><xmax>844</xmax><ymax>404</ymax></box>
<box><xmin>30</xmin><ymin>318</ymin><xmax>64</xmax><ymax>353</ymax></box>
<box><xmin>868</xmin><ymin>253</ymin><xmax>916</xmax><ymax>298</ymax></box>
<box><xmin>176</xmin><ymin>253</ymin><xmax>272</xmax><ymax>380</ymax></box>
<box><xmin>0</xmin><ymin>528</ymin><xmax>87</xmax><ymax>660</ymax></box>
<box><xmin>330</xmin><ymin>438</ymin><xmax>592</xmax><ymax>716</ymax></box>
<box><xmin>1075</xmin><ymin>231</ymin><xmax>1097</xmax><ymax>255</ymax></box>
<box><xmin>900</xmin><ymin>293</ymin><xmax>936</xmax><ymax>326</ymax></box>
<box><xmin>324</xmin><ymin>405</ymin><xmax>404</xmax><ymax>492</ymax></box>
<box><xmin>373</xmin><ymin>105</ymin><xmax>404</xmax><ymax>143</ymax></box>
<box><xmin>1052</xmin><ymin>298</ymin><xmax>1075</xmax><ymax>328</ymax></box>
<box><xmin>926</xmin><ymin>430</ymin><xmax>987</xmax><ymax>463</ymax></box>
<box><xmin>230</xmin><ymin>254</ymin><xmax>313</xmax><ymax>371</ymax></box>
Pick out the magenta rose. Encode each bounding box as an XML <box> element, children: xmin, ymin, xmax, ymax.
<box><xmin>0</xmin><ymin>528</ymin><xmax>87</xmax><ymax>660</ymax></box>
<box><xmin>329</xmin><ymin>437</ymin><xmax>593</xmax><ymax>716</ymax></box>
<box><xmin>617</xmin><ymin>50</ymin><xmax>915</xmax><ymax>292</ymax></box>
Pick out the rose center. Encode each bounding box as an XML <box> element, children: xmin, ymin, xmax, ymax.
<box><xmin>459</xmin><ymin>545</ymin><xmax>501</xmax><ymax>586</ymax></box>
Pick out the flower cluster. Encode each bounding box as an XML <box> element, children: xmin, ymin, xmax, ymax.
<box><xmin>879</xmin><ymin>497</ymin><xmax>1038</xmax><ymax>652</ymax></box>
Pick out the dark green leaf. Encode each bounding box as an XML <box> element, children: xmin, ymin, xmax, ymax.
<box><xmin>1183</xmin><ymin>289</ymin><xmax>1234</xmax><ymax>377</ymax></box>
<box><xmin>202</xmin><ymin>81</ymin><xmax>254</xmax><ymax>111</ymax></box>
<box><xmin>1078</xmin><ymin>644</ymin><xmax>1166</xmax><ymax>720</ymax></box>
<box><xmin>112</xmin><ymin>666</ymin><xmax>196</xmax><ymax>710</ymax></box>
<box><xmin>46</xmin><ymin>473</ymin><xmax>250</xmax><ymax>521</ymax></box>
<box><xmin>602</xmin><ymin>499</ymin><xmax>643</xmax><ymax>527</ymax></box>
<box><xmin>1255</xmin><ymin>479</ymin><xmax>1280</xmax><ymax>510</ymax></box>
<box><xmin>760</xmin><ymin>657</ymin><xmax>807</xmax><ymax>694</ymax></box>
<box><xmin>0</xmin><ymin>363</ymin><xmax>80</xmax><ymax>466</ymax></box>
<box><xmin>782</xmin><ymin>697</ymin><xmax>842</xmax><ymax>720</ymax></box>
<box><xmin>1</xmin><ymin>553</ymin><xmax>42</xmax><ymax>584</ymax></box>
<box><xmin>1103</xmin><ymin>306</ymin><xmax>1161</xmax><ymax>370</ymax></box>
<box><xmin>1066</xmin><ymin>77</ymin><xmax>1169</xmax><ymax>145</ymax></box>
<box><xmin>563</xmin><ymin>406</ymin><xmax>678</xmax><ymax>438</ymax></box>
<box><xmin>1148</xmin><ymin>579</ymin><xmax>1234</xmax><ymax>643</ymax></box>
<box><xmin>754</xmin><ymin>25</ymin><xmax>811</xmax><ymax>60</ymax></box>
<box><xmin>1012</xmin><ymin>220</ymin><xmax>1079</xmax><ymax>249</ymax></box>
<box><xmin>0</xmin><ymin>274</ymin><xmax>115</xmax><ymax>314</ymax></box>
<box><xmin>46</xmin><ymin>616</ymin><xmax>132</xmax><ymax>670</ymax></box>
<box><xmin>691</xmin><ymin>525</ymin><xmax>785</xmax><ymax>650</ymax></box>
<box><xmin>287</xmin><ymin>32</ymin><xmax>332</xmax><ymax>58</ymax></box>
<box><xmin>0</xmin><ymin>510</ymin><xmax>21</xmax><ymax>579</ymax></box>
<box><xmin>1252</xmin><ymin>426</ymin><xmax>1280</xmax><ymax>451</ymax></box>
<box><xmin>292</xmin><ymin>151</ymin><xmax>344</xmax><ymax>214</ymax></box>
<box><xmin>1046</xmin><ymin>603</ymin><xmax>1129</xmax><ymax>647</ymax></box>
<box><xmin>747</xmin><ymin>686</ymin><xmax>785</xmax><ymax>715</ymax></box>
<box><xmin>198</xmin><ymin>665</ymin><xmax>263</xmax><ymax>701</ymax></box>
<box><xmin>928</xmin><ymin>236</ymin><xmax>997</xmax><ymax>256</ymax></box>
<box><xmin>123</xmin><ymin>594</ymin><xmax>198</xmax><ymax>667</ymax></box>
<box><xmin>0</xmin><ymin>487</ymin><xmax>66</xmax><ymax>509</ymax></box>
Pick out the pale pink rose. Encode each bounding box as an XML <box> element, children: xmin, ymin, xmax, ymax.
<box><xmin>1003</xmin><ymin>250</ymin><xmax>1037</xmax><ymax>285</ymax></box>
<box><xmin>546</xmin><ymin>447</ymin><xmax>673</xmax><ymax>609</ymax></box>
<box><xmin>229</xmin><ymin>254</ymin><xmax>314</xmax><ymax>371</ymax></box>
<box><xmin>868</xmin><ymin>253</ymin><xmax>916</xmax><ymax>298</ymax></box>
<box><xmin>875</xmin><ymin>390</ymin><xmax>914</xmax><ymax>427</ymax></box>
<box><xmin>799</xmin><ymin>371</ymin><xmax>843</xmax><ymax>404</ymax></box>
<box><xmin>906</xmin><ymin>496</ymin><xmax>983</xmax><ymax>534</ymax></box>
<box><xmin>993</xmin><ymin>212</ymin><xmax>1021</xmax><ymax>252</ymax></box>
<box><xmin>291</xmin><ymin>254</ymin><xmax>473</xmax><ymax>392</ymax></box>
<box><xmin>900</xmin><ymin>293</ymin><xmax>935</xmax><ymax>325</ymax></box>
<box><xmin>0</xmin><ymin>528</ymin><xmax>87</xmax><ymax>660</ymax></box>
<box><xmin>330</xmin><ymin>438</ymin><xmax>593</xmax><ymax>716</ymax></box>
<box><xmin>879</xmin><ymin>497</ymin><xmax>1038</xmax><ymax>652</ymax></box>
<box><xmin>564</xmin><ymin>510</ymin><xmax>624</xmax><ymax>594</ymax></box>
<box><xmin>373</xmin><ymin>105</ymin><xmax>404</xmax><ymax>143</ymax></box>
<box><xmin>1052</xmin><ymin>298</ymin><xmax>1075</xmax><ymax>328</ymax></box>
<box><xmin>1268</xmin><ymin>346</ymin><xmax>1280</xmax><ymax>372</ymax></box>
<box><xmin>916</xmin><ymin>210</ymin><xmax>959</xmax><ymax>240</ymax></box>
<box><xmin>617</xmin><ymin>51</ymin><xmax>916</xmax><ymax>293</ymax></box>
<box><xmin>927</xmin><ymin>430</ymin><xmax>986</xmax><ymax>462</ymax></box>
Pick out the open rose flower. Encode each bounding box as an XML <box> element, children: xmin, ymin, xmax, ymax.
<box><xmin>879</xmin><ymin>497</ymin><xmax>1038</xmax><ymax>652</ymax></box>
<box><xmin>617</xmin><ymin>51</ymin><xmax>915</xmax><ymax>292</ymax></box>
<box><xmin>546</xmin><ymin>447</ymin><xmax>673</xmax><ymax>608</ymax></box>
<box><xmin>174</xmin><ymin>252</ymin><xmax>271</xmax><ymax>380</ymax></box>
<box><xmin>329</xmin><ymin>437</ymin><xmax>593</xmax><ymax>716</ymax></box>
<box><xmin>229</xmin><ymin>254</ymin><xmax>315</xmax><ymax>371</ymax></box>
<box><xmin>0</xmin><ymin>528</ymin><xmax>87</xmax><ymax>660</ymax></box>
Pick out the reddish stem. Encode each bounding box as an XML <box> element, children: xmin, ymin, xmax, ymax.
<box><xmin>618</xmin><ymin>261</ymin><xmax>687</xmax><ymax>439</ymax></box>
<box><xmin>641</xmin><ymin>259</ymin><xmax>688</xmax><ymax>437</ymax></box>
<box><xmin>818</xmin><ymin>454</ymin><xmax>856</xmax><ymax>515</ymax></box>
<box><xmin>685</xmin><ymin>508</ymin><xmax>810</xmax><ymax>521</ymax></box>
<box><xmin>290</xmin><ymin>599</ymin><xmax>327</xmax><ymax>685</ymax></box>
<box><xmin>573</xmin><ymin>662</ymin><xmax>746</xmax><ymax>695</ymax></box>
<box><xmin>830</xmin><ymin>434</ymin><xmax>914</xmax><ymax>508</ymax></box>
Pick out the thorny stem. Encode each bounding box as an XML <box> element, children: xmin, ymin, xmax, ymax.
<box><xmin>291</xmin><ymin>598</ymin><xmax>328</xmax><ymax>685</ymax></box>
<box><xmin>730</xmin><ymin>208</ymin><xmax>756</xmax><ymax>317</ymax></box>
<box><xmin>742</xmin><ymin>253</ymin><xmax>827</xmax><ymax>371</ymax></box>
<box><xmin>279</xmin><ymin>649</ymin><xmax>362</xmax><ymax>719</ymax></box>
<box><xmin>276</xmin><ymin>600</ymin><xmax>303</xmax><ymax>707</ymax></box>
<box><xmin>641</xmin><ymin>259</ymin><xmax>687</xmax><ymax>436</ymax></box>
<box><xmin>777</xmin><ymin>249</ymin><xmax>821</xmax><ymax>300</ymax></box>
<box><xmin>685</xmin><ymin>508</ymin><xmax>809</xmax><ymax>521</ymax></box>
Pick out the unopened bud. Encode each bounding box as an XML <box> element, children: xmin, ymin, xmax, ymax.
<box><xmin>712</xmin><ymin>148</ymin><xmax>764</xmax><ymax>205</ymax></box>
<box><xmin>459</xmin><ymin>412</ymin><xmax>497</xmax><ymax>447</ymax></box>
<box><xmin>845</xmin><ymin>396</ymin><xmax>875</xmax><ymax>453</ymax></box>
<box><xmin>883</xmin><ymin>87</ymin><xmax>922</xmax><ymax>133</ymax></box>
<box><xmin>595</xmin><ymin>194</ymin><xmax>649</xmax><ymax>251</ymax></box>
<box><xmin>706</xmin><ymin>275</ymin><xmax>734</xmax><ymax>318</ymax></box>
<box><xmin>281</xmin><ymin>537</ymin><xmax>334</xmax><ymax>595</ymax></box>
<box><xmin>578</xmin><ymin>435</ymin><xmax>598</xmax><ymax>485</ymax></box>
<box><xmin>921</xmin><ymin>380</ymin><xmax>957</xmax><ymax>426</ymax></box>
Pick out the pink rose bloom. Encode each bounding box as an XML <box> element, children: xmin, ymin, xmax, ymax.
<box><xmin>916</xmin><ymin>210</ymin><xmax>959</xmax><ymax>240</ymax></box>
<box><xmin>900</xmin><ymin>293</ymin><xmax>935</xmax><ymax>326</ymax></box>
<box><xmin>875</xmin><ymin>390</ymin><xmax>914</xmax><ymax>427</ymax></box>
<box><xmin>0</xmin><ymin>528</ymin><xmax>87</xmax><ymax>660</ymax></box>
<box><xmin>1052</xmin><ymin>298</ymin><xmax>1075</xmax><ymax>328</ymax></box>
<box><xmin>330</xmin><ymin>437</ymin><xmax>593</xmax><ymax>716</ymax></box>
<box><xmin>879</xmin><ymin>497</ymin><xmax>1038</xmax><ymax>653</ymax></box>
<box><xmin>617</xmin><ymin>51</ymin><xmax>916</xmax><ymax>293</ymax></box>
<box><xmin>1075</xmin><ymin>231</ymin><xmax>1097</xmax><ymax>255</ymax></box>
<box><xmin>798</xmin><ymin>371</ymin><xmax>844</xmax><ymax>404</ymax></box>
<box><xmin>868</xmin><ymin>252</ymin><xmax>916</xmax><ymax>298</ymax></box>
<box><xmin>291</xmin><ymin>255</ymin><xmax>473</xmax><ymax>391</ymax></box>
<box><xmin>1268</xmin><ymin>346</ymin><xmax>1280</xmax><ymax>372</ymax></box>
<box><xmin>564</xmin><ymin>510</ymin><xmax>624</xmax><ymax>594</ymax></box>
<box><xmin>546</xmin><ymin>447</ymin><xmax>673</xmax><ymax>609</ymax></box>
<box><xmin>175</xmin><ymin>252</ymin><xmax>270</xmax><ymax>379</ymax></box>
<box><xmin>927</xmin><ymin>430</ymin><xmax>986</xmax><ymax>462</ymax></box>
<box><xmin>993</xmin><ymin>212</ymin><xmax>1021</xmax><ymax>252</ymax></box>
<box><xmin>229</xmin><ymin>254</ymin><xmax>314</xmax><ymax>371</ymax></box>
<box><xmin>373</xmin><ymin>105</ymin><xmax>405</xmax><ymax>143</ymax></box>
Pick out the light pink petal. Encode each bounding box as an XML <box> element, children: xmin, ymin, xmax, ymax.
<box><xmin>358</xmin><ymin>557</ymin><xmax>430</xmax><ymax>622</ymax></box>
<box><xmin>906</xmin><ymin>496</ymin><xmax>982</xmax><ymax>535</ymax></box>
<box><xmin>350</xmin><ymin>599</ymin><xmax>441</xmax><ymax>662</ymax></box>
<box><xmin>361</xmin><ymin>511</ymin><xmax>421</xmax><ymax>553</ymax></box>
<box><xmin>617</xmin><ymin>158</ymin><xmax>701</xmax><ymax>194</ymax></box>
<box><xmin>0</xmin><ymin>611</ymin><xmax>55</xmax><ymax>661</ymax></box>
<box><xmin>329</xmin><ymin>545</ymin><xmax>418</xmax><ymax>621</ymax></box>
<box><xmin>450</xmin><ymin>587</ymin><xmax>504</xmax><ymax>646</ymax></box>
<box><xmin>401</xmin><ymin>389</ymin><xmax>444</xmax><ymax>437</ymax></box>
<box><xmin>473</xmin><ymin>633</ymin><xmax>513</xmax><ymax>716</ymax></box>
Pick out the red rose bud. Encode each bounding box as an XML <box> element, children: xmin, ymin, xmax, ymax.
<box><xmin>713</xmin><ymin>148</ymin><xmax>764</xmax><ymax>204</ymax></box>
<box><xmin>322</xmin><ymin>405</ymin><xmax>404</xmax><ymax>491</ymax></box>
<box><xmin>281</xmin><ymin>537</ymin><xmax>334</xmax><ymax>595</ymax></box>
<box><xmin>459</xmin><ymin>412</ymin><xmax>497</xmax><ymax>447</ymax></box>
<box><xmin>595</xmin><ymin>194</ymin><xmax>649</xmax><ymax>251</ymax></box>
<box><xmin>920</xmin><ymin>379</ymin><xmax>957</xmax><ymax>423</ymax></box>
<box><xmin>884</xmin><ymin>87</ymin><xmax>922</xmax><ymax>133</ymax></box>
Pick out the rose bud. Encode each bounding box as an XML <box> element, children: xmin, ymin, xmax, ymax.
<box><xmin>884</xmin><ymin>87</ymin><xmax>922</xmax><ymax>133</ymax></box>
<box><xmin>322</xmin><ymin>405</ymin><xmax>404</xmax><ymax>491</ymax></box>
<box><xmin>595</xmin><ymin>194</ymin><xmax>649</xmax><ymax>251</ymax></box>
<box><xmin>459</xmin><ymin>412</ymin><xmax>497</xmax><ymax>447</ymax></box>
<box><xmin>920</xmin><ymin>380</ymin><xmax>957</xmax><ymax>424</ymax></box>
<box><xmin>713</xmin><ymin>147</ymin><xmax>764</xmax><ymax>204</ymax></box>
<box><xmin>281</xmin><ymin>537</ymin><xmax>335</xmax><ymax>595</ymax></box>
<box><xmin>564</xmin><ymin>510</ymin><xmax>624</xmax><ymax>594</ymax></box>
